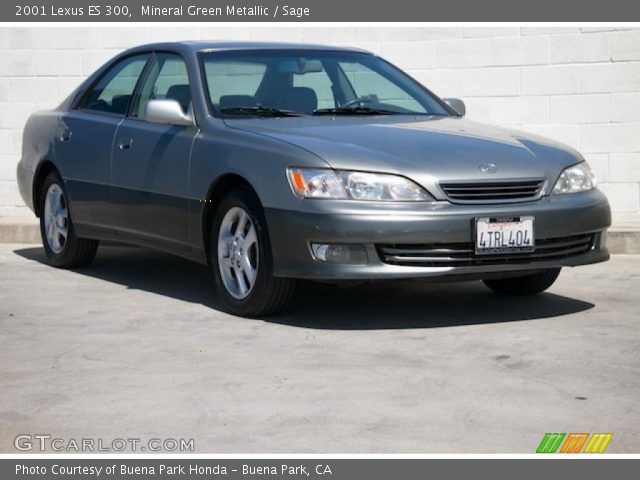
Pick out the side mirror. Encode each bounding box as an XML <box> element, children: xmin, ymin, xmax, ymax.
<box><xmin>144</xmin><ymin>99</ymin><xmax>194</xmax><ymax>126</ymax></box>
<box><xmin>443</xmin><ymin>98</ymin><xmax>466</xmax><ymax>117</ymax></box>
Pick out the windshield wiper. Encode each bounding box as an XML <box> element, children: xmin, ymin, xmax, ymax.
<box><xmin>313</xmin><ymin>107</ymin><xmax>451</xmax><ymax>117</ymax></box>
<box><xmin>220</xmin><ymin>106</ymin><xmax>303</xmax><ymax>117</ymax></box>
<box><xmin>313</xmin><ymin>106</ymin><xmax>403</xmax><ymax>116</ymax></box>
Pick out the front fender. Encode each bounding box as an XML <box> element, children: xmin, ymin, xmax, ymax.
<box><xmin>189</xmin><ymin>124</ymin><xmax>330</xmax><ymax>209</ymax></box>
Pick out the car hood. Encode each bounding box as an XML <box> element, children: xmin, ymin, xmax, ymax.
<box><xmin>224</xmin><ymin>116</ymin><xmax>582</xmax><ymax>200</ymax></box>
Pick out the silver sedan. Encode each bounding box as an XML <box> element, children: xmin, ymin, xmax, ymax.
<box><xmin>17</xmin><ymin>41</ymin><xmax>611</xmax><ymax>316</ymax></box>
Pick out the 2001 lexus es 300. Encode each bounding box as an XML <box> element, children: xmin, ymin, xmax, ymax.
<box><xmin>17</xmin><ymin>41</ymin><xmax>611</xmax><ymax>316</ymax></box>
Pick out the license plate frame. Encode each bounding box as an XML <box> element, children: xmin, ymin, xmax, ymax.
<box><xmin>475</xmin><ymin>216</ymin><xmax>535</xmax><ymax>255</ymax></box>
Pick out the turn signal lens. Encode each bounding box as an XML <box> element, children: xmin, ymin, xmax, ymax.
<box><xmin>287</xmin><ymin>168</ymin><xmax>347</xmax><ymax>199</ymax></box>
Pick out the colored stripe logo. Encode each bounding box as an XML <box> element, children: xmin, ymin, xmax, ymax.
<box><xmin>537</xmin><ymin>433</ymin><xmax>565</xmax><ymax>453</ymax></box>
<box><xmin>537</xmin><ymin>433</ymin><xmax>612</xmax><ymax>453</ymax></box>
<box><xmin>584</xmin><ymin>433</ymin><xmax>613</xmax><ymax>453</ymax></box>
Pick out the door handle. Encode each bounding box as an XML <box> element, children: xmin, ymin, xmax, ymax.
<box><xmin>117</xmin><ymin>139</ymin><xmax>133</xmax><ymax>150</ymax></box>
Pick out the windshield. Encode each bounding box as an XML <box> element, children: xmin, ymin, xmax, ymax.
<box><xmin>199</xmin><ymin>50</ymin><xmax>452</xmax><ymax>117</ymax></box>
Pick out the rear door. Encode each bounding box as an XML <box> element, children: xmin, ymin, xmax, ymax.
<box><xmin>55</xmin><ymin>53</ymin><xmax>150</xmax><ymax>232</ymax></box>
<box><xmin>111</xmin><ymin>52</ymin><xmax>197</xmax><ymax>249</ymax></box>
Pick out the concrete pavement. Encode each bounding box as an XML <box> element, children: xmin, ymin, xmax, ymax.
<box><xmin>0</xmin><ymin>243</ymin><xmax>638</xmax><ymax>453</ymax></box>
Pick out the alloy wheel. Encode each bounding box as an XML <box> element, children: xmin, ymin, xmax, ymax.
<box><xmin>217</xmin><ymin>206</ymin><xmax>259</xmax><ymax>299</ymax></box>
<box><xmin>43</xmin><ymin>183</ymin><xmax>68</xmax><ymax>254</ymax></box>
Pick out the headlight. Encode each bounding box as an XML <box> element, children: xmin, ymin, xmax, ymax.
<box><xmin>552</xmin><ymin>162</ymin><xmax>596</xmax><ymax>194</ymax></box>
<box><xmin>287</xmin><ymin>168</ymin><xmax>431</xmax><ymax>201</ymax></box>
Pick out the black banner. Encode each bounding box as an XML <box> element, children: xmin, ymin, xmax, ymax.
<box><xmin>3</xmin><ymin>459</ymin><xmax>639</xmax><ymax>479</ymax></box>
<box><xmin>3</xmin><ymin>0</ymin><xmax>640</xmax><ymax>22</ymax></box>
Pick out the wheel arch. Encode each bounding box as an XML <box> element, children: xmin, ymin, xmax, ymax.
<box><xmin>201</xmin><ymin>173</ymin><xmax>262</xmax><ymax>261</ymax></box>
<box><xmin>32</xmin><ymin>160</ymin><xmax>60</xmax><ymax>218</ymax></box>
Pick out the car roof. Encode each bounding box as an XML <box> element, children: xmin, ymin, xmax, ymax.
<box><xmin>122</xmin><ymin>40</ymin><xmax>372</xmax><ymax>55</ymax></box>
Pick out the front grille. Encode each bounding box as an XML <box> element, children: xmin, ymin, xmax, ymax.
<box><xmin>440</xmin><ymin>180</ymin><xmax>545</xmax><ymax>203</ymax></box>
<box><xmin>377</xmin><ymin>234</ymin><xmax>595</xmax><ymax>267</ymax></box>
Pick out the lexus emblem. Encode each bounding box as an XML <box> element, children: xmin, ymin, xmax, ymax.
<box><xmin>479</xmin><ymin>163</ymin><xmax>498</xmax><ymax>173</ymax></box>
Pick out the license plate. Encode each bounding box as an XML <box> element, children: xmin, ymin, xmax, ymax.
<box><xmin>475</xmin><ymin>216</ymin><xmax>535</xmax><ymax>254</ymax></box>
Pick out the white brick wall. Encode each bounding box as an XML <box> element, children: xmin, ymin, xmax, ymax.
<box><xmin>1</xmin><ymin>26</ymin><xmax>639</xmax><ymax>223</ymax></box>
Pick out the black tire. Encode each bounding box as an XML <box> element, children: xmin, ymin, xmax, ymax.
<box><xmin>210</xmin><ymin>186</ymin><xmax>296</xmax><ymax>316</ymax></box>
<box><xmin>39</xmin><ymin>171</ymin><xmax>98</xmax><ymax>268</ymax></box>
<box><xmin>483</xmin><ymin>268</ymin><xmax>561</xmax><ymax>295</ymax></box>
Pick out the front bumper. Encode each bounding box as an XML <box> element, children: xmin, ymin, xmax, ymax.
<box><xmin>265</xmin><ymin>188</ymin><xmax>611</xmax><ymax>280</ymax></box>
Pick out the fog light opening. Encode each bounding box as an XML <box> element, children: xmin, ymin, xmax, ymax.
<box><xmin>311</xmin><ymin>243</ymin><xmax>368</xmax><ymax>265</ymax></box>
<box><xmin>598</xmin><ymin>231</ymin><xmax>608</xmax><ymax>250</ymax></box>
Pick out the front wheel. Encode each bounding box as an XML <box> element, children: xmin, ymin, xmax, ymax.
<box><xmin>210</xmin><ymin>187</ymin><xmax>296</xmax><ymax>316</ymax></box>
<box><xmin>483</xmin><ymin>268</ymin><xmax>561</xmax><ymax>295</ymax></box>
<box><xmin>39</xmin><ymin>171</ymin><xmax>98</xmax><ymax>268</ymax></box>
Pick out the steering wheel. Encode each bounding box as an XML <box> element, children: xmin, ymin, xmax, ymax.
<box><xmin>340</xmin><ymin>95</ymin><xmax>378</xmax><ymax>109</ymax></box>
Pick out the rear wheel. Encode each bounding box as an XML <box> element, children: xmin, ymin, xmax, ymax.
<box><xmin>483</xmin><ymin>268</ymin><xmax>561</xmax><ymax>295</ymax></box>
<box><xmin>210</xmin><ymin>187</ymin><xmax>296</xmax><ymax>316</ymax></box>
<box><xmin>39</xmin><ymin>171</ymin><xmax>98</xmax><ymax>268</ymax></box>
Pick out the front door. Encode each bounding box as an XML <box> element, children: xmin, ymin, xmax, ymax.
<box><xmin>111</xmin><ymin>52</ymin><xmax>197</xmax><ymax>249</ymax></box>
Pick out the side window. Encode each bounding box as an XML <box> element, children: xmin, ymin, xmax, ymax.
<box><xmin>133</xmin><ymin>53</ymin><xmax>191</xmax><ymax>118</ymax></box>
<box><xmin>80</xmin><ymin>54</ymin><xmax>149</xmax><ymax>115</ymax></box>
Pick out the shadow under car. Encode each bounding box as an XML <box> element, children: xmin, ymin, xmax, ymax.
<box><xmin>14</xmin><ymin>245</ymin><xmax>595</xmax><ymax>330</ymax></box>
